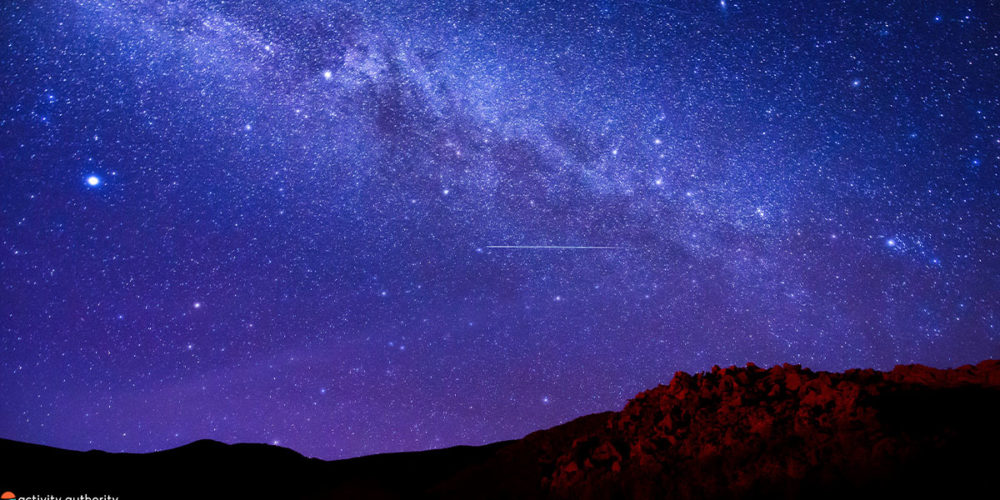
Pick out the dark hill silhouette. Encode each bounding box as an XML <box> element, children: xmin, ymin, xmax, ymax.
<box><xmin>4</xmin><ymin>360</ymin><xmax>998</xmax><ymax>499</ymax></box>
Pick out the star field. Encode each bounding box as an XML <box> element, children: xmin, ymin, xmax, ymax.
<box><xmin>1</xmin><ymin>0</ymin><xmax>999</xmax><ymax>459</ymax></box>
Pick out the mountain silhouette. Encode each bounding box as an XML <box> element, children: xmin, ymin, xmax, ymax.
<box><xmin>4</xmin><ymin>360</ymin><xmax>998</xmax><ymax>499</ymax></box>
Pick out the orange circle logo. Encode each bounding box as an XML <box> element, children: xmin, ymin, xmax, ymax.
<box><xmin>1</xmin><ymin>492</ymin><xmax>15</xmax><ymax>500</ymax></box>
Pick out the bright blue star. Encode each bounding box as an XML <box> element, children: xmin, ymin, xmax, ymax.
<box><xmin>86</xmin><ymin>175</ymin><xmax>101</xmax><ymax>187</ymax></box>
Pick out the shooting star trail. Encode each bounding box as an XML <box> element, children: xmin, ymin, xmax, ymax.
<box><xmin>623</xmin><ymin>0</ymin><xmax>696</xmax><ymax>16</ymax></box>
<box><xmin>485</xmin><ymin>245</ymin><xmax>624</xmax><ymax>250</ymax></box>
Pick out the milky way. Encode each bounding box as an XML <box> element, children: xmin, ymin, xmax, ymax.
<box><xmin>2</xmin><ymin>0</ymin><xmax>998</xmax><ymax>459</ymax></box>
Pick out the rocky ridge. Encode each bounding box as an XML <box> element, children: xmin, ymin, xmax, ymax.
<box><xmin>537</xmin><ymin>360</ymin><xmax>1000</xmax><ymax>498</ymax></box>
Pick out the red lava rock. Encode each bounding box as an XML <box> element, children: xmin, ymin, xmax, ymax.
<box><xmin>544</xmin><ymin>360</ymin><xmax>1000</xmax><ymax>499</ymax></box>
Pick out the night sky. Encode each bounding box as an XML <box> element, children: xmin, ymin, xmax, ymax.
<box><xmin>2</xmin><ymin>0</ymin><xmax>998</xmax><ymax>459</ymax></box>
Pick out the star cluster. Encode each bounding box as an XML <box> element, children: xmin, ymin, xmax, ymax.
<box><xmin>1</xmin><ymin>0</ymin><xmax>998</xmax><ymax>459</ymax></box>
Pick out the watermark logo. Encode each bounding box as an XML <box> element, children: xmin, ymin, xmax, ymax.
<box><xmin>0</xmin><ymin>495</ymin><xmax>117</xmax><ymax>500</ymax></box>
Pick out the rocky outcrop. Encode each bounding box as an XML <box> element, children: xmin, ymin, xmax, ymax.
<box><xmin>543</xmin><ymin>360</ymin><xmax>1000</xmax><ymax>499</ymax></box>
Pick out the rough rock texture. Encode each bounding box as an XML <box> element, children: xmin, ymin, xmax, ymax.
<box><xmin>541</xmin><ymin>360</ymin><xmax>1000</xmax><ymax>499</ymax></box>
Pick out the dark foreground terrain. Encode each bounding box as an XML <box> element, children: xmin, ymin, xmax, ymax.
<box><xmin>4</xmin><ymin>360</ymin><xmax>999</xmax><ymax>499</ymax></box>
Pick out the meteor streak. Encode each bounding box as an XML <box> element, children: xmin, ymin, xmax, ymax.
<box><xmin>485</xmin><ymin>245</ymin><xmax>623</xmax><ymax>250</ymax></box>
